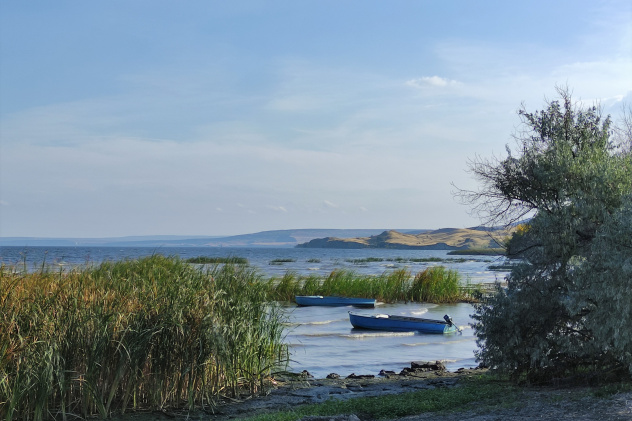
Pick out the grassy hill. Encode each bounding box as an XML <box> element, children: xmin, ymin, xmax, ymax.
<box><xmin>296</xmin><ymin>227</ymin><xmax>514</xmax><ymax>250</ymax></box>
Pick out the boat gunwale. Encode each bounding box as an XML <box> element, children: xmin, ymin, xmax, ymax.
<box><xmin>353</xmin><ymin>313</ymin><xmax>450</xmax><ymax>325</ymax></box>
<box><xmin>348</xmin><ymin>311</ymin><xmax>458</xmax><ymax>333</ymax></box>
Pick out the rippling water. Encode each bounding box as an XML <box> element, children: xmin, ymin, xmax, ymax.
<box><xmin>0</xmin><ymin>246</ymin><xmax>508</xmax><ymax>377</ymax></box>
<box><xmin>283</xmin><ymin>301</ymin><xmax>478</xmax><ymax>378</ymax></box>
<box><xmin>0</xmin><ymin>245</ymin><xmax>509</xmax><ymax>281</ymax></box>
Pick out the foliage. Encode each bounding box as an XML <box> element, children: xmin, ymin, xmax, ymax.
<box><xmin>568</xmin><ymin>195</ymin><xmax>632</xmax><ymax>374</ymax></box>
<box><xmin>464</xmin><ymin>87</ymin><xmax>632</xmax><ymax>381</ymax></box>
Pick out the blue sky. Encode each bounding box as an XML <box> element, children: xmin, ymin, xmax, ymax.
<box><xmin>1</xmin><ymin>1</ymin><xmax>631</xmax><ymax>237</ymax></box>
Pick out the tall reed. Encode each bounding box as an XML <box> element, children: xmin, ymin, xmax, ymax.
<box><xmin>265</xmin><ymin>267</ymin><xmax>464</xmax><ymax>304</ymax></box>
<box><xmin>0</xmin><ymin>256</ymin><xmax>288</xmax><ymax>421</ymax></box>
<box><xmin>409</xmin><ymin>266</ymin><xmax>462</xmax><ymax>303</ymax></box>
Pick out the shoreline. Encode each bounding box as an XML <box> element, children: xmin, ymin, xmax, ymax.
<box><xmin>108</xmin><ymin>365</ymin><xmax>632</xmax><ymax>421</ymax></box>
<box><xmin>111</xmin><ymin>364</ymin><xmax>482</xmax><ymax>420</ymax></box>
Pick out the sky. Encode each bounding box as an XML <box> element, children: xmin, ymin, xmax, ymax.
<box><xmin>1</xmin><ymin>1</ymin><xmax>631</xmax><ymax>238</ymax></box>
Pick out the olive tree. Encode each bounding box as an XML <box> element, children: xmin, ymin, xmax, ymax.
<box><xmin>568</xmin><ymin>195</ymin><xmax>632</xmax><ymax>375</ymax></box>
<box><xmin>461</xmin><ymin>87</ymin><xmax>632</xmax><ymax>381</ymax></box>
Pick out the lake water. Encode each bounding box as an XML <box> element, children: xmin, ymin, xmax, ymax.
<box><xmin>0</xmin><ymin>246</ymin><xmax>509</xmax><ymax>377</ymax></box>
<box><xmin>284</xmin><ymin>301</ymin><xmax>478</xmax><ymax>378</ymax></box>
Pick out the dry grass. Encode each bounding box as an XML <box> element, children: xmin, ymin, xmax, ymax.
<box><xmin>320</xmin><ymin>227</ymin><xmax>514</xmax><ymax>249</ymax></box>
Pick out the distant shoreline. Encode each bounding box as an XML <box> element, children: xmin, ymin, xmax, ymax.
<box><xmin>296</xmin><ymin>227</ymin><xmax>513</xmax><ymax>251</ymax></box>
<box><xmin>0</xmin><ymin>227</ymin><xmax>513</xmax><ymax>250</ymax></box>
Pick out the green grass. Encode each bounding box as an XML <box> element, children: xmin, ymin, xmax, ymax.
<box><xmin>236</xmin><ymin>375</ymin><xmax>520</xmax><ymax>420</ymax></box>
<box><xmin>237</xmin><ymin>376</ymin><xmax>632</xmax><ymax>421</ymax></box>
<box><xmin>264</xmin><ymin>267</ymin><xmax>469</xmax><ymax>304</ymax></box>
<box><xmin>0</xmin><ymin>256</ymin><xmax>288</xmax><ymax>421</ymax></box>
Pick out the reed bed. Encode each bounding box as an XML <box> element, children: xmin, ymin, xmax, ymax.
<box><xmin>265</xmin><ymin>267</ymin><xmax>468</xmax><ymax>304</ymax></box>
<box><xmin>185</xmin><ymin>256</ymin><xmax>248</xmax><ymax>264</ymax></box>
<box><xmin>344</xmin><ymin>257</ymin><xmax>467</xmax><ymax>264</ymax></box>
<box><xmin>268</xmin><ymin>259</ymin><xmax>297</xmax><ymax>265</ymax></box>
<box><xmin>0</xmin><ymin>256</ymin><xmax>288</xmax><ymax>421</ymax></box>
<box><xmin>408</xmin><ymin>267</ymin><xmax>462</xmax><ymax>302</ymax></box>
<box><xmin>447</xmin><ymin>248</ymin><xmax>505</xmax><ymax>256</ymax></box>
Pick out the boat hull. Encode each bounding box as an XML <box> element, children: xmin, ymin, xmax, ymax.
<box><xmin>295</xmin><ymin>296</ymin><xmax>376</xmax><ymax>308</ymax></box>
<box><xmin>348</xmin><ymin>312</ymin><xmax>458</xmax><ymax>334</ymax></box>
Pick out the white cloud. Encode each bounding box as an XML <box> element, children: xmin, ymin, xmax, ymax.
<box><xmin>406</xmin><ymin>76</ymin><xmax>461</xmax><ymax>88</ymax></box>
<box><xmin>267</xmin><ymin>205</ymin><xmax>288</xmax><ymax>212</ymax></box>
<box><xmin>3</xmin><ymin>1</ymin><xmax>630</xmax><ymax>237</ymax></box>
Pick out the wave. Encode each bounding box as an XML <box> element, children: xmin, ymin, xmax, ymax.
<box><xmin>300</xmin><ymin>318</ymin><xmax>346</xmax><ymax>326</ymax></box>
<box><xmin>401</xmin><ymin>337</ymin><xmax>475</xmax><ymax>347</ymax></box>
<box><xmin>409</xmin><ymin>309</ymin><xmax>429</xmax><ymax>316</ymax></box>
<box><xmin>284</xmin><ymin>318</ymin><xmax>346</xmax><ymax>327</ymax></box>
<box><xmin>342</xmin><ymin>331</ymin><xmax>416</xmax><ymax>339</ymax></box>
<box><xmin>297</xmin><ymin>332</ymin><xmax>347</xmax><ymax>338</ymax></box>
<box><xmin>401</xmin><ymin>341</ymin><xmax>430</xmax><ymax>346</ymax></box>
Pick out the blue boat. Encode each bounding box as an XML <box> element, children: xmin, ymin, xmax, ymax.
<box><xmin>295</xmin><ymin>295</ymin><xmax>376</xmax><ymax>308</ymax></box>
<box><xmin>348</xmin><ymin>312</ymin><xmax>460</xmax><ymax>334</ymax></box>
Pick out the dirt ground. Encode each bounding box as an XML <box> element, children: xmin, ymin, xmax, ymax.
<box><xmin>109</xmin><ymin>367</ymin><xmax>632</xmax><ymax>421</ymax></box>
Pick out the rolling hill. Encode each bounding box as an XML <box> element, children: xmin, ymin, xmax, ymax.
<box><xmin>296</xmin><ymin>227</ymin><xmax>513</xmax><ymax>250</ymax></box>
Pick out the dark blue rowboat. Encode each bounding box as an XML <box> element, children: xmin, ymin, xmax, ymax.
<box><xmin>295</xmin><ymin>295</ymin><xmax>376</xmax><ymax>308</ymax></box>
<box><xmin>348</xmin><ymin>311</ymin><xmax>459</xmax><ymax>334</ymax></box>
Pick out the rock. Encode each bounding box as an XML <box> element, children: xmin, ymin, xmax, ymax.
<box><xmin>273</xmin><ymin>370</ymin><xmax>316</xmax><ymax>382</ymax></box>
<box><xmin>290</xmin><ymin>386</ymin><xmax>353</xmax><ymax>401</ymax></box>
<box><xmin>411</xmin><ymin>360</ymin><xmax>446</xmax><ymax>370</ymax></box>
<box><xmin>379</xmin><ymin>369</ymin><xmax>397</xmax><ymax>376</ymax></box>
<box><xmin>326</xmin><ymin>373</ymin><xmax>340</xmax><ymax>379</ymax></box>
<box><xmin>400</xmin><ymin>361</ymin><xmax>447</xmax><ymax>376</ymax></box>
<box><xmin>299</xmin><ymin>415</ymin><xmax>361</xmax><ymax>421</ymax></box>
<box><xmin>346</xmin><ymin>373</ymin><xmax>375</xmax><ymax>379</ymax></box>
